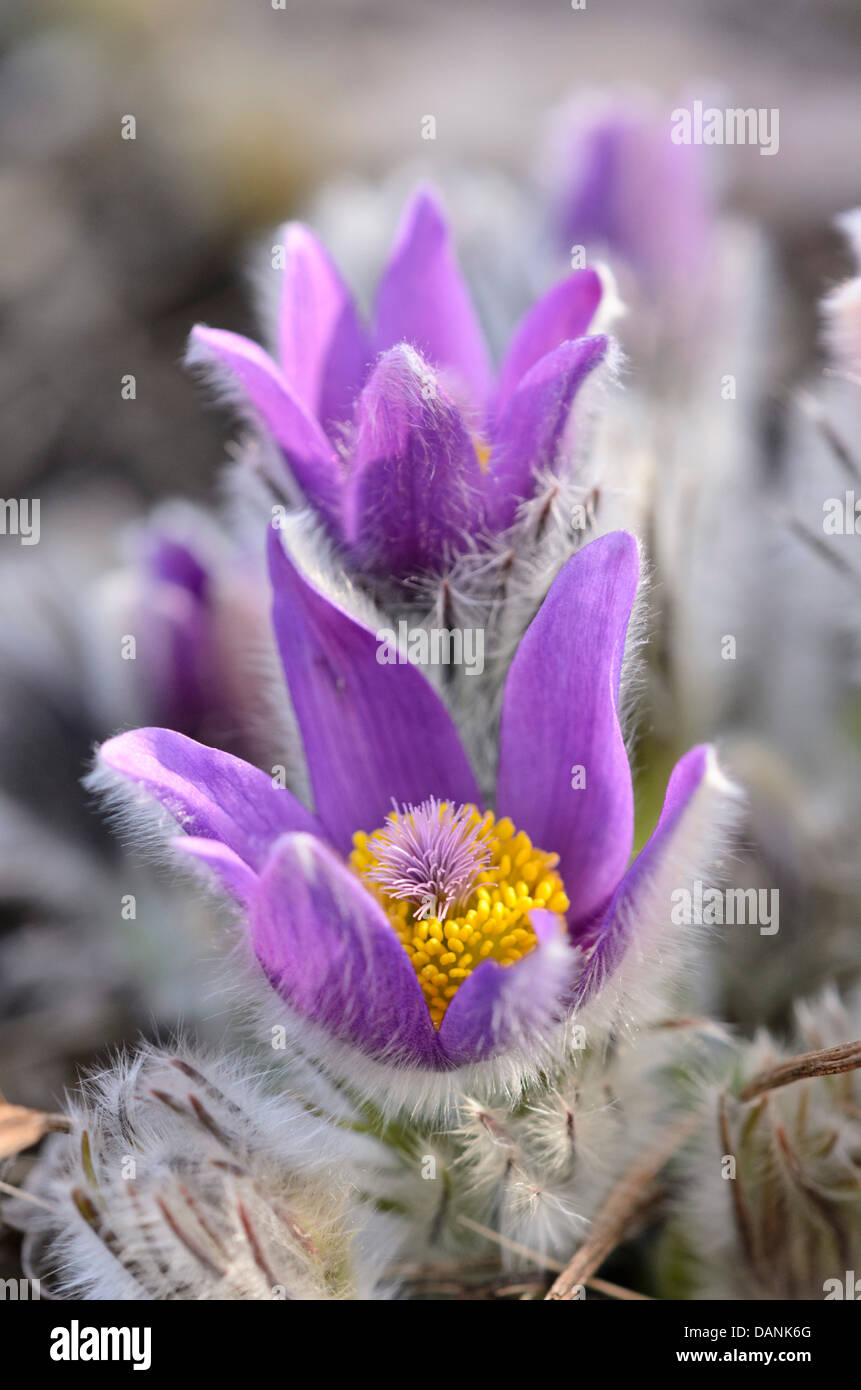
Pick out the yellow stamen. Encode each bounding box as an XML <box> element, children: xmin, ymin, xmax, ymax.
<box><xmin>350</xmin><ymin>804</ymin><xmax>568</xmax><ymax>1028</ymax></box>
<box><xmin>473</xmin><ymin>438</ymin><xmax>491</xmax><ymax>472</ymax></box>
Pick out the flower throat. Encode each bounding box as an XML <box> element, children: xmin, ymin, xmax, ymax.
<box><xmin>350</xmin><ymin>798</ymin><xmax>569</xmax><ymax>1028</ymax></box>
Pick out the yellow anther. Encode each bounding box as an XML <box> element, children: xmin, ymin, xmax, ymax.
<box><xmin>473</xmin><ymin>437</ymin><xmax>491</xmax><ymax>472</ymax></box>
<box><xmin>349</xmin><ymin>803</ymin><xmax>567</xmax><ymax>1029</ymax></box>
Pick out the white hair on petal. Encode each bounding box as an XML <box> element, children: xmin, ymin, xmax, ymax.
<box><xmin>574</xmin><ymin>748</ymin><xmax>744</xmax><ymax>1054</ymax></box>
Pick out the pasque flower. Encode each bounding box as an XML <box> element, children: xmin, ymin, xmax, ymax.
<box><xmin>187</xmin><ymin>185</ymin><xmax>607</xmax><ymax>576</ymax></box>
<box><xmin>126</xmin><ymin>525</ymin><xmax>217</xmax><ymax>736</ymax></box>
<box><xmin>93</xmin><ymin>526</ymin><xmax>718</xmax><ymax>1080</ymax></box>
<box><xmin>548</xmin><ymin>93</ymin><xmax>712</xmax><ymax>310</ymax></box>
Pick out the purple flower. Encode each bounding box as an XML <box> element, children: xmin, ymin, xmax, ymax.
<box><xmin>116</xmin><ymin>517</ymin><xmax>261</xmax><ymax>754</ymax></box>
<box><xmin>89</xmin><ymin>519</ymin><xmax>221</xmax><ymax>742</ymax></box>
<box><xmin>549</xmin><ymin>96</ymin><xmax>712</xmax><ymax>310</ymax></box>
<box><xmin>93</xmin><ymin>528</ymin><xmax>715</xmax><ymax>1074</ymax></box>
<box><xmin>187</xmin><ymin>186</ymin><xmax>607</xmax><ymax>577</ymax></box>
<box><xmin>136</xmin><ymin>531</ymin><xmax>214</xmax><ymax>735</ymax></box>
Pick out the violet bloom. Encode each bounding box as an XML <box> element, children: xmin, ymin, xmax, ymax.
<box><xmin>549</xmin><ymin>96</ymin><xmax>712</xmax><ymax>310</ymax></box>
<box><xmin>90</xmin><ymin>521</ymin><xmax>221</xmax><ymax>742</ymax></box>
<box><xmin>93</xmin><ymin>528</ymin><xmax>715</xmax><ymax>1077</ymax></box>
<box><xmin>187</xmin><ymin>186</ymin><xmax>606</xmax><ymax>577</ymax></box>
<box><xmin>136</xmin><ymin>531</ymin><xmax>215</xmax><ymax>735</ymax></box>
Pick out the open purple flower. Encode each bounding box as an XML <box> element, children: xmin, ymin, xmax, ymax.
<box><xmin>187</xmin><ymin>186</ymin><xmax>607</xmax><ymax>577</ymax></box>
<box><xmin>93</xmin><ymin>528</ymin><xmax>715</xmax><ymax>1075</ymax></box>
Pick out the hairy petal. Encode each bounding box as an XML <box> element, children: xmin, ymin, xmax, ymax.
<box><xmin>275</xmin><ymin>222</ymin><xmax>368</xmax><ymax>429</ymax></box>
<box><xmin>485</xmin><ymin>336</ymin><xmax>607</xmax><ymax>532</ymax></box>
<box><xmin>268</xmin><ymin>528</ymin><xmax>482</xmax><ymax>851</ymax></box>
<box><xmin>187</xmin><ymin>326</ymin><xmax>344</xmax><ymax>528</ymax></box>
<box><xmin>373</xmin><ymin>186</ymin><xmax>492</xmax><ymax>411</ymax></box>
<box><xmin>496</xmin><ymin>531</ymin><xmax>638</xmax><ymax>931</ymax></box>
<box><xmin>343</xmin><ymin>344</ymin><xmax>489</xmax><ymax>576</ymax></box>
<box><xmin>573</xmin><ymin>744</ymin><xmax>729</xmax><ymax>1004</ymax></box>
<box><xmin>173</xmin><ymin>835</ymin><xmax>259</xmax><ymax>904</ymax></box>
<box><xmin>439</xmin><ymin>910</ymin><xmax>575</xmax><ymax>1064</ymax></box>
<box><xmin>249</xmin><ymin>834</ymin><xmax>441</xmax><ymax>1066</ymax></box>
<box><xmin>95</xmin><ymin>727</ymin><xmax>321</xmax><ymax>875</ymax></box>
<box><xmin>494</xmin><ymin>269</ymin><xmax>603</xmax><ymax>414</ymax></box>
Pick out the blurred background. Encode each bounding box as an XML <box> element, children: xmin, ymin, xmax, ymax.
<box><xmin>3</xmin><ymin>0</ymin><xmax>861</xmax><ymax>506</ymax></box>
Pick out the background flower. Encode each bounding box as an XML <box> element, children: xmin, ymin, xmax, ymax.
<box><xmin>188</xmin><ymin>186</ymin><xmax>609</xmax><ymax>578</ymax></box>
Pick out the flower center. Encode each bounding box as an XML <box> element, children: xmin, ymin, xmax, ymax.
<box><xmin>350</xmin><ymin>799</ymin><xmax>569</xmax><ymax>1029</ymax></box>
<box><xmin>473</xmin><ymin>437</ymin><xmax>491</xmax><ymax>472</ymax></box>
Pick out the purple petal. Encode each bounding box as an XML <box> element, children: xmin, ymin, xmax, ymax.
<box><xmin>275</xmin><ymin>222</ymin><xmax>368</xmax><ymax>430</ymax></box>
<box><xmin>187</xmin><ymin>326</ymin><xmax>344</xmax><ymax>529</ymax></box>
<box><xmin>494</xmin><ymin>270</ymin><xmax>602</xmax><ymax>415</ymax></box>
<box><xmin>439</xmin><ymin>910</ymin><xmax>574</xmax><ymax>1064</ymax></box>
<box><xmin>553</xmin><ymin>105</ymin><xmax>711</xmax><ymax>301</ymax></box>
<box><xmin>143</xmin><ymin>536</ymin><xmax>209</xmax><ymax>601</ymax></box>
<box><xmin>173</xmin><ymin>836</ymin><xmax>258</xmax><ymax>904</ymax></box>
<box><xmin>573</xmin><ymin>744</ymin><xmax>713</xmax><ymax>1004</ymax></box>
<box><xmin>496</xmin><ymin>531</ymin><xmax>638</xmax><ymax>931</ymax></box>
<box><xmin>343</xmin><ymin>344</ymin><xmax>489</xmax><ymax>576</ymax></box>
<box><xmin>268</xmin><ymin>528</ymin><xmax>482</xmax><ymax>852</ymax></box>
<box><xmin>136</xmin><ymin>531</ymin><xmax>215</xmax><ymax>735</ymax></box>
<box><xmin>249</xmin><ymin>834</ymin><xmax>440</xmax><ymax>1066</ymax></box>
<box><xmin>485</xmin><ymin>336</ymin><xmax>607</xmax><ymax>532</ymax></box>
<box><xmin>96</xmin><ymin>727</ymin><xmax>322</xmax><ymax>875</ymax></box>
<box><xmin>373</xmin><ymin>186</ymin><xmax>492</xmax><ymax>412</ymax></box>
<box><xmin>557</xmin><ymin>115</ymin><xmax>635</xmax><ymax>258</ymax></box>
<box><xmin>140</xmin><ymin>582</ymin><xmax>213</xmax><ymax>737</ymax></box>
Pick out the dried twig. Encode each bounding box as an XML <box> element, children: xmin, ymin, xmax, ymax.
<box><xmin>458</xmin><ymin>1215</ymin><xmax>651</xmax><ymax>1300</ymax></box>
<box><xmin>0</xmin><ymin>1178</ymin><xmax>53</xmax><ymax>1210</ymax></box>
<box><xmin>458</xmin><ymin>1214</ymin><xmax>563</xmax><ymax>1272</ymax></box>
<box><xmin>0</xmin><ymin>1098</ymin><xmax>70</xmax><ymax>1158</ymax></box>
<box><xmin>586</xmin><ymin>1275</ymin><xmax>652</xmax><ymax>1301</ymax></box>
<box><xmin>545</xmin><ymin>1116</ymin><xmax>698</xmax><ymax>1300</ymax></box>
<box><xmin>739</xmin><ymin>1039</ymin><xmax>861</xmax><ymax>1102</ymax></box>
